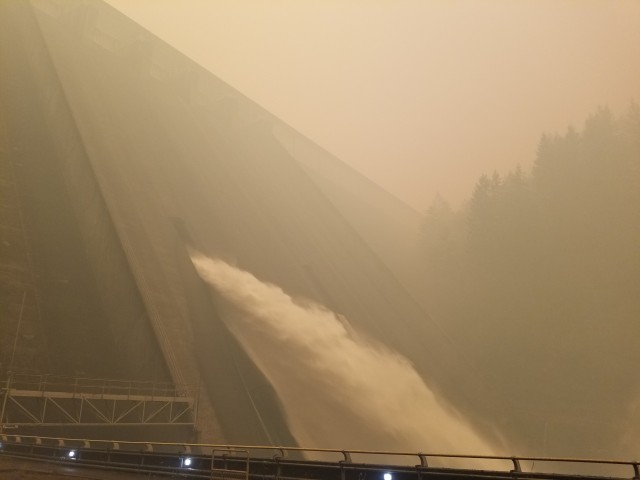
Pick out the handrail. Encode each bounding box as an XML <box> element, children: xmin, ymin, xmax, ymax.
<box><xmin>0</xmin><ymin>434</ymin><xmax>638</xmax><ymax>477</ymax></box>
<box><xmin>1</xmin><ymin>372</ymin><xmax>196</xmax><ymax>398</ymax></box>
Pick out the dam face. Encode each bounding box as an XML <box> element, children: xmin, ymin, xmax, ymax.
<box><xmin>0</xmin><ymin>0</ymin><xmax>487</xmax><ymax>448</ymax></box>
<box><xmin>0</xmin><ymin>2</ymin><xmax>168</xmax><ymax>383</ymax></box>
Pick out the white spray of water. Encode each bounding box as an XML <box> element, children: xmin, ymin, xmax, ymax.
<box><xmin>191</xmin><ymin>253</ymin><xmax>500</xmax><ymax>464</ymax></box>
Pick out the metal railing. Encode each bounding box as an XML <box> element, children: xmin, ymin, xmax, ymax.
<box><xmin>2</xmin><ymin>372</ymin><xmax>195</xmax><ymax>398</ymax></box>
<box><xmin>0</xmin><ymin>435</ymin><xmax>638</xmax><ymax>480</ymax></box>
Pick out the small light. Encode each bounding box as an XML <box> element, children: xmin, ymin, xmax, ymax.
<box><xmin>383</xmin><ymin>473</ymin><xmax>393</xmax><ymax>480</ymax></box>
<box><xmin>68</xmin><ymin>450</ymin><xmax>76</xmax><ymax>458</ymax></box>
<box><xmin>183</xmin><ymin>457</ymin><xmax>192</xmax><ymax>467</ymax></box>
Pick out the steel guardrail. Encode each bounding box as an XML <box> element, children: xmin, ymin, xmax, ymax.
<box><xmin>0</xmin><ymin>434</ymin><xmax>638</xmax><ymax>480</ymax></box>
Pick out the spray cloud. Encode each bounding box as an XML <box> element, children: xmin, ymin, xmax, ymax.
<box><xmin>191</xmin><ymin>253</ymin><xmax>498</xmax><ymax>462</ymax></box>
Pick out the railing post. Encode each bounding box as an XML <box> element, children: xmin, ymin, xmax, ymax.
<box><xmin>341</xmin><ymin>450</ymin><xmax>352</xmax><ymax>463</ymax></box>
<box><xmin>272</xmin><ymin>447</ymin><xmax>286</xmax><ymax>460</ymax></box>
<box><xmin>631</xmin><ymin>462</ymin><xmax>639</xmax><ymax>480</ymax></box>
<box><xmin>273</xmin><ymin>447</ymin><xmax>286</xmax><ymax>479</ymax></box>
<box><xmin>511</xmin><ymin>457</ymin><xmax>522</xmax><ymax>473</ymax></box>
<box><xmin>416</xmin><ymin>453</ymin><xmax>428</xmax><ymax>468</ymax></box>
<box><xmin>339</xmin><ymin>450</ymin><xmax>352</xmax><ymax>480</ymax></box>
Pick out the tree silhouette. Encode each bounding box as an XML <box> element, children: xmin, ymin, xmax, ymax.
<box><xmin>417</xmin><ymin>105</ymin><xmax>640</xmax><ymax>458</ymax></box>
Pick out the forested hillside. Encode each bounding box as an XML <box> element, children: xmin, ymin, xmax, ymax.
<box><xmin>418</xmin><ymin>105</ymin><xmax>640</xmax><ymax>457</ymax></box>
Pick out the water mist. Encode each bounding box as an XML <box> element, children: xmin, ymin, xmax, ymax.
<box><xmin>191</xmin><ymin>253</ymin><xmax>500</xmax><ymax>467</ymax></box>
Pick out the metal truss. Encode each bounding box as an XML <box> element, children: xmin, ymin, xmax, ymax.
<box><xmin>0</xmin><ymin>372</ymin><xmax>197</xmax><ymax>428</ymax></box>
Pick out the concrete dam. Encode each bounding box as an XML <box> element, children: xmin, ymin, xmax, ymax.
<box><xmin>0</xmin><ymin>0</ymin><xmax>498</xmax><ymax>452</ymax></box>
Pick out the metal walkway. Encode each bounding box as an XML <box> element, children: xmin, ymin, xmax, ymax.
<box><xmin>0</xmin><ymin>373</ymin><xmax>198</xmax><ymax>428</ymax></box>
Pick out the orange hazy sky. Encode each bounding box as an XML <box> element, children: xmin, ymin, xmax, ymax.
<box><xmin>105</xmin><ymin>0</ymin><xmax>640</xmax><ymax>211</ymax></box>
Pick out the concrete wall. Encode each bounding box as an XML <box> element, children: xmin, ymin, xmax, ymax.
<box><xmin>0</xmin><ymin>1</ymin><xmax>168</xmax><ymax>381</ymax></box>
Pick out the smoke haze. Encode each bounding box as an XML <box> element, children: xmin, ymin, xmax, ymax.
<box><xmin>191</xmin><ymin>253</ymin><xmax>499</xmax><ymax>463</ymax></box>
<box><xmin>106</xmin><ymin>0</ymin><xmax>640</xmax><ymax>210</ymax></box>
<box><xmin>4</xmin><ymin>0</ymin><xmax>638</xmax><ymax>465</ymax></box>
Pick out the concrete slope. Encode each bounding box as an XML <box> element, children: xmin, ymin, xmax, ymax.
<box><xmin>272</xmin><ymin>123</ymin><xmax>425</xmax><ymax>290</ymax></box>
<box><xmin>0</xmin><ymin>2</ymin><xmax>168</xmax><ymax>382</ymax></box>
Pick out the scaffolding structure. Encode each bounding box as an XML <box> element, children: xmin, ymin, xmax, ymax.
<box><xmin>0</xmin><ymin>373</ymin><xmax>198</xmax><ymax>430</ymax></box>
